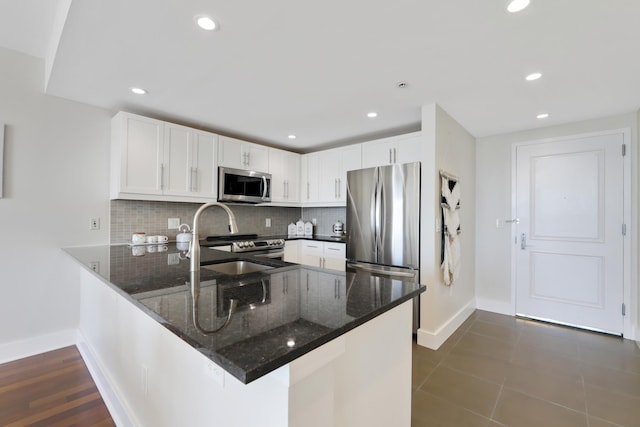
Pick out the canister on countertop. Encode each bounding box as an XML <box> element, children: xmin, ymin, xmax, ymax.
<box><xmin>304</xmin><ymin>221</ymin><xmax>313</xmax><ymax>236</ymax></box>
<box><xmin>288</xmin><ymin>222</ymin><xmax>297</xmax><ymax>236</ymax></box>
<box><xmin>296</xmin><ymin>219</ymin><xmax>305</xmax><ymax>236</ymax></box>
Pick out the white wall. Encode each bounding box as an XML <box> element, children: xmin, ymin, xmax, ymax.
<box><xmin>417</xmin><ymin>104</ymin><xmax>476</xmax><ymax>349</ymax></box>
<box><xmin>0</xmin><ymin>47</ymin><xmax>111</xmax><ymax>359</ymax></box>
<box><xmin>476</xmin><ymin>113</ymin><xmax>639</xmax><ymax>337</ymax></box>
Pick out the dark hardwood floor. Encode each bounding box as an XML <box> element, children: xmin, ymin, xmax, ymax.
<box><xmin>0</xmin><ymin>345</ymin><xmax>115</xmax><ymax>426</ymax></box>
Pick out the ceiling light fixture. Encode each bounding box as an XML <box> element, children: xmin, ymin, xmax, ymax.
<box><xmin>536</xmin><ymin>113</ymin><xmax>549</xmax><ymax>119</ymax></box>
<box><xmin>288</xmin><ymin>134</ymin><xmax>297</xmax><ymax>139</ymax></box>
<box><xmin>130</xmin><ymin>87</ymin><xmax>147</xmax><ymax>95</ymax></box>
<box><xmin>507</xmin><ymin>0</ymin><xmax>530</xmax><ymax>13</ymax></box>
<box><xmin>525</xmin><ymin>72</ymin><xmax>542</xmax><ymax>81</ymax></box>
<box><xmin>196</xmin><ymin>15</ymin><xmax>218</xmax><ymax>31</ymax></box>
<box><xmin>367</xmin><ymin>112</ymin><xmax>378</xmax><ymax>118</ymax></box>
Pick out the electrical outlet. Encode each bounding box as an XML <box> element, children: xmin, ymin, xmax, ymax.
<box><xmin>90</xmin><ymin>217</ymin><xmax>100</xmax><ymax>230</ymax></box>
<box><xmin>265</xmin><ymin>218</ymin><xmax>271</xmax><ymax>228</ymax></box>
<box><xmin>89</xmin><ymin>261</ymin><xmax>100</xmax><ymax>273</ymax></box>
<box><xmin>168</xmin><ymin>218</ymin><xmax>180</xmax><ymax>229</ymax></box>
<box><xmin>168</xmin><ymin>253</ymin><xmax>180</xmax><ymax>265</ymax></box>
<box><xmin>495</xmin><ymin>219</ymin><xmax>504</xmax><ymax>229</ymax></box>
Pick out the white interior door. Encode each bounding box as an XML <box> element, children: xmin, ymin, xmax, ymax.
<box><xmin>515</xmin><ymin>133</ymin><xmax>624</xmax><ymax>335</ymax></box>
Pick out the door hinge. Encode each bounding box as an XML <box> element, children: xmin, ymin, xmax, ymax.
<box><xmin>622</xmin><ymin>224</ymin><xmax>627</xmax><ymax>236</ymax></box>
<box><xmin>622</xmin><ymin>144</ymin><xmax>627</xmax><ymax>156</ymax></box>
<box><xmin>622</xmin><ymin>303</ymin><xmax>626</xmax><ymax>316</ymax></box>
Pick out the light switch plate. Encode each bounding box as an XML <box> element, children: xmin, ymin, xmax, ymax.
<box><xmin>168</xmin><ymin>218</ymin><xmax>180</xmax><ymax>229</ymax></box>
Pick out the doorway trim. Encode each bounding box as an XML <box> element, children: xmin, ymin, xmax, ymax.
<box><xmin>510</xmin><ymin>128</ymin><xmax>634</xmax><ymax>339</ymax></box>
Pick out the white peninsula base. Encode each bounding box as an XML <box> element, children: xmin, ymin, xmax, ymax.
<box><xmin>77</xmin><ymin>268</ymin><xmax>413</xmax><ymax>427</ymax></box>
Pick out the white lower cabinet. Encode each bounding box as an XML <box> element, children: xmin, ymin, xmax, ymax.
<box><xmin>298</xmin><ymin>240</ymin><xmax>345</xmax><ymax>272</ymax></box>
<box><xmin>284</xmin><ymin>240</ymin><xmax>301</xmax><ymax>264</ymax></box>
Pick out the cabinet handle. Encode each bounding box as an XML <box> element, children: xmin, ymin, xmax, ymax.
<box><xmin>393</xmin><ymin>148</ymin><xmax>397</xmax><ymax>163</ymax></box>
<box><xmin>389</xmin><ymin>148</ymin><xmax>393</xmax><ymax>164</ymax></box>
<box><xmin>334</xmin><ymin>179</ymin><xmax>338</xmax><ymax>199</ymax></box>
<box><xmin>284</xmin><ymin>181</ymin><xmax>288</xmax><ymax>199</ymax></box>
<box><xmin>191</xmin><ymin>167</ymin><xmax>198</xmax><ymax>192</ymax></box>
<box><xmin>246</xmin><ymin>151</ymin><xmax>250</xmax><ymax>167</ymax></box>
<box><xmin>160</xmin><ymin>164</ymin><xmax>165</xmax><ymax>190</ymax></box>
<box><xmin>307</xmin><ymin>182</ymin><xmax>310</xmax><ymax>200</ymax></box>
<box><xmin>338</xmin><ymin>178</ymin><xmax>341</xmax><ymax>198</ymax></box>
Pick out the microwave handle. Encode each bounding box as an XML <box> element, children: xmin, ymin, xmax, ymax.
<box><xmin>262</xmin><ymin>175</ymin><xmax>268</xmax><ymax>200</ymax></box>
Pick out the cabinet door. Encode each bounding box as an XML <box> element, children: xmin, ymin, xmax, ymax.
<box><xmin>317</xmin><ymin>150</ymin><xmax>342</xmax><ymax>202</ymax></box>
<box><xmin>322</xmin><ymin>242</ymin><xmax>346</xmax><ymax>271</ymax></box>
<box><xmin>393</xmin><ymin>134</ymin><xmax>422</xmax><ymax>165</ymax></box>
<box><xmin>337</xmin><ymin>144</ymin><xmax>362</xmax><ymax>202</ymax></box>
<box><xmin>269</xmin><ymin>148</ymin><xmax>286</xmax><ymax>202</ymax></box>
<box><xmin>119</xmin><ymin>114</ymin><xmax>164</xmax><ymax>195</ymax></box>
<box><xmin>217</xmin><ymin>135</ymin><xmax>245</xmax><ymax>169</ymax></box>
<box><xmin>271</xmin><ymin>149</ymin><xmax>300</xmax><ymax>203</ymax></box>
<box><xmin>246</xmin><ymin>143</ymin><xmax>269</xmax><ymax>172</ymax></box>
<box><xmin>361</xmin><ymin>133</ymin><xmax>423</xmax><ymax>168</ymax></box>
<box><xmin>300</xmin><ymin>240</ymin><xmax>323</xmax><ymax>267</ymax></box>
<box><xmin>163</xmin><ymin>124</ymin><xmax>192</xmax><ymax>196</ymax></box>
<box><xmin>191</xmin><ymin>131</ymin><xmax>217</xmax><ymax>198</ymax></box>
<box><xmin>301</xmin><ymin>153</ymin><xmax>320</xmax><ymax>203</ymax></box>
<box><xmin>284</xmin><ymin>240</ymin><xmax>301</xmax><ymax>264</ymax></box>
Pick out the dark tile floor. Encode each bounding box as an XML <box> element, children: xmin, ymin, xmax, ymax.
<box><xmin>412</xmin><ymin>310</ymin><xmax>640</xmax><ymax>427</ymax></box>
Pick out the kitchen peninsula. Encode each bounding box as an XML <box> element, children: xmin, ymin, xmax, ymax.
<box><xmin>64</xmin><ymin>243</ymin><xmax>424</xmax><ymax>427</ymax></box>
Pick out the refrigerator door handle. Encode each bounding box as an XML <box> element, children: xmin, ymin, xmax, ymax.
<box><xmin>348</xmin><ymin>262</ymin><xmax>418</xmax><ymax>279</ymax></box>
<box><xmin>374</xmin><ymin>168</ymin><xmax>383</xmax><ymax>260</ymax></box>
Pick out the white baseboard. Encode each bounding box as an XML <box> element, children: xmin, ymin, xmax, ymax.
<box><xmin>0</xmin><ymin>329</ymin><xmax>77</xmax><ymax>364</ymax></box>
<box><xmin>416</xmin><ymin>299</ymin><xmax>475</xmax><ymax>350</ymax></box>
<box><xmin>475</xmin><ymin>298</ymin><xmax>514</xmax><ymax>316</ymax></box>
<box><xmin>76</xmin><ymin>331</ymin><xmax>137</xmax><ymax>427</ymax></box>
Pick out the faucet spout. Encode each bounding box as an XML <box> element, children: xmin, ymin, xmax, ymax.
<box><xmin>189</xmin><ymin>202</ymin><xmax>238</xmax><ymax>272</ymax></box>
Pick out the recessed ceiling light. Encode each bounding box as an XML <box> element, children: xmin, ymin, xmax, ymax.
<box><xmin>130</xmin><ymin>87</ymin><xmax>147</xmax><ymax>95</ymax></box>
<box><xmin>536</xmin><ymin>113</ymin><xmax>549</xmax><ymax>119</ymax></box>
<box><xmin>288</xmin><ymin>134</ymin><xmax>297</xmax><ymax>139</ymax></box>
<box><xmin>525</xmin><ymin>72</ymin><xmax>542</xmax><ymax>81</ymax></box>
<box><xmin>367</xmin><ymin>112</ymin><xmax>378</xmax><ymax>118</ymax></box>
<box><xmin>507</xmin><ymin>0</ymin><xmax>530</xmax><ymax>13</ymax></box>
<box><xmin>397</xmin><ymin>82</ymin><xmax>408</xmax><ymax>89</ymax></box>
<box><xmin>196</xmin><ymin>15</ymin><xmax>218</xmax><ymax>31</ymax></box>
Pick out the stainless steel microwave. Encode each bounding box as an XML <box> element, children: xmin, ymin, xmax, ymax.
<box><xmin>218</xmin><ymin>167</ymin><xmax>271</xmax><ymax>203</ymax></box>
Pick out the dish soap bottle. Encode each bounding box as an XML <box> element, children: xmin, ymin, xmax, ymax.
<box><xmin>296</xmin><ymin>219</ymin><xmax>305</xmax><ymax>236</ymax></box>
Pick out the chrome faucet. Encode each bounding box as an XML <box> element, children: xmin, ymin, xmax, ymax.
<box><xmin>189</xmin><ymin>202</ymin><xmax>238</xmax><ymax>272</ymax></box>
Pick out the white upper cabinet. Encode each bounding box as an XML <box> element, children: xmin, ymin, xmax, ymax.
<box><xmin>303</xmin><ymin>144</ymin><xmax>362</xmax><ymax>205</ymax></box>
<box><xmin>111</xmin><ymin>112</ymin><xmax>218</xmax><ymax>202</ymax></box>
<box><xmin>111</xmin><ymin>112</ymin><xmax>164</xmax><ymax>197</ymax></box>
<box><xmin>269</xmin><ymin>147</ymin><xmax>300</xmax><ymax>204</ymax></box>
<box><xmin>361</xmin><ymin>132</ymin><xmax>423</xmax><ymax>168</ymax></box>
<box><xmin>218</xmin><ymin>135</ymin><xmax>269</xmax><ymax>172</ymax></box>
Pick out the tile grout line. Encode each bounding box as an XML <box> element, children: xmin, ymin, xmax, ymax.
<box><xmin>488</xmin><ymin>384</ymin><xmax>504</xmax><ymax>423</ymax></box>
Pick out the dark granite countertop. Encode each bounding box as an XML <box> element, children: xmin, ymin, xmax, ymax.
<box><xmin>64</xmin><ymin>244</ymin><xmax>424</xmax><ymax>384</ymax></box>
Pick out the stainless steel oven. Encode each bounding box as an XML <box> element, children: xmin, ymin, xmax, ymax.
<box><xmin>207</xmin><ymin>235</ymin><xmax>285</xmax><ymax>260</ymax></box>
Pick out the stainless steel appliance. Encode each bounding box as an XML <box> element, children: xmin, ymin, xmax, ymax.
<box><xmin>218</xmin><ymin>167</ymin><xmax>271</xmax><ymax>204</ymax></box>
<box><xmin>207</xmin><ymin>234</ymin><xmax>285</xmax><ymax>260</ymax></box>
<box><xmin>346</xmin><ymin>162</ymin><xmax>421</xmax><ymax>331</ymax></box>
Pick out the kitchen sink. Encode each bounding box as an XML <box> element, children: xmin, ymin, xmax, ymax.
<box><xmin>202</xmin><ymin>260</ymin><xmax>274</xmax><ymax>275</ymax></box>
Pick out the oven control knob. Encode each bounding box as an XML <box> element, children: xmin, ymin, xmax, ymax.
<box><xmin>249</xmin><ymin>241</ymin><xmax>255</xmax><ymax>247</ymax></box>
<box><xmin>237</xmin><ymin>242</ymin><xmax>244</xmax><ymax>248</ymax></box>
<box><xmin>278</xmin><ymin>239</ymin><xmax>285</xmax><ymax>245</ymax></box>
<box><xmin>267</xmin><ymin>240</ymin><xmax>273</xmax><ymax>245</ymax></box>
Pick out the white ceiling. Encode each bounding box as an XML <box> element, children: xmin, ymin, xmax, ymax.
<box><xmin>1</xmin><ymin>0</ymin><xmax>639</xmax><ymax>152</ymax></box>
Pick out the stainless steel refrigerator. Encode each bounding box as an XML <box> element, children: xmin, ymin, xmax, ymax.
<box><xmin>346</xmin><ymin>162</ymin><xmax>421</xmax><ymax>331</ymax></box>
